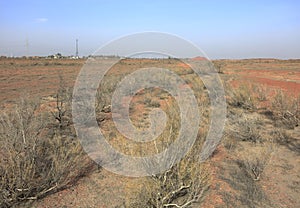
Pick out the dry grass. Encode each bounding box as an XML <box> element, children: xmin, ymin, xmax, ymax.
<box><xmin>90</xmin><ymin>59</ymin><xmax>212</xmax><ymax>207</ymax></box>
<box><xmin>227</xmin><ymin>84</ymin><xmax>257</xmax><ymax>110</ymax></box>
<box><xmin>271</xmin><ymin>90</ymin><xmax>299</xmax><ymax>129</ymax></box>
<box><xmin>1</xmin><ymin>58</ymin><xmax>299</xmax><ymax>207</ymax></box>
<box><xmin>227</xmin><ymin>112</ymin><xmax>263</xmax><ymax>144</ymax></box>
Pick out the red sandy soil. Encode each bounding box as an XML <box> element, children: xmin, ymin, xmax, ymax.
<box><xmin>201</xmin><ymin>146</ymin><xmax>233</xmax><ymax>208</ymax></box>
<box><xmin>222</xmin><ymin>59</ymin><xmax>300</xmax><ymax>97</ymax></box>
<box><xmin>192</xmin><ymin>56</ymin><xmax>208</xmax><ymax>61</ymax></box>
<box><xmin>229</xmin><ymin>70</ymin><xmax>300</xmax><ymax>97</ymax></box>
<box><xmin>178</xmin><ymin>62</ymin><xmax>191</xmax><ymax>68</ymax></box>
<box><xmin>261</xmin><ymin>136</ymin><xmax>300</xmax><ymax>207</ymax></box>
<box><xmin>0</xmin><ymin>58</ymin><xmax>84</xmax><ymax>107</ymax></box>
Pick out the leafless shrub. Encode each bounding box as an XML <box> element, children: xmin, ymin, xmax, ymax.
<box><xmin>272</xmin><ymin>90</ymin><xmax>291</xmax><ymax>112</ymax></box>
<box><xmin>237</xmin><ymin>144</ymin><xmax>274</xmax><ymax>181</ymax></box>
<box><xmin>95</xmin><ymin>74</ymin><xmax>123</xmax><ymax>113</ymax></box>
<box><xmin>220</xmin><ymin>156</ymin><xmax>271</xmax><ymax>208</ymax></box>
<box><xmin>51</xmin><ymin>75</ymin><xmax>72</xmax><ymax>130</ymax></box>
<box><xmin>0</xmin><ymin>97</ymin><xmax>91</xmax><ymax>207</ymax></box>
<box><xmin>126</xmin><ymin>91</ymin><xmax>210</xmax><ymax>207</ymax></box>
<box><xmin>271</xmin><ymin>90</ymin><xmax>299</xmax><ymax>129</ymax></box>
<box><xmin>129</xmin><ymin>157</ymin><xmax>210</xmax><ymax>208</ymax></box>
<box><xmin>128</xmin><ymin>130</ymin><xmax>210</xmax><ymax>208</ymax></box>
<box><xmin>223</xmin><ymin>136</ymin><xmax>238</xmax><ymax>151</ymax></box>
<box><xmin>222</xmin><ymin>143</ymin><xmax>273</xmax><ymax>206</ymax></box>
<box><xmin>213</xmin><ymin>61</ymin><xmax>225</xmax><ymax>74</ymax></box>
<box><xmin>271</xmin><ymin>129</ymin><xmax>293</xmax><ymax>144</ymax></box>
<box><xmin>229</xmin><ymin>114</ymin><xmax>263</xmax><ymax>143</ymax></box>
<box><xmin>271</xmin><ymin>129</ymin><xmax>300</xmax><ymax>155</ymax></box>
<box><xmin>227</xmin><ymin>84</ymin><xmax>256</xmax><ymax>110</ymax></box>
<box><xmin>252</xmin><ymin>85</ymin><xmax>269</xmax><ymax>102</ymax></box>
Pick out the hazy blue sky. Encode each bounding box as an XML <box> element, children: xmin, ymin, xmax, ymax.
<box><xmin>1</xmin><ymin>0</ymin><xmax>299</xmax><ymax>59</ymax></box>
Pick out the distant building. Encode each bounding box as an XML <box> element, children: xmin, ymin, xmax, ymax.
<box><xmin>47</xmin><ymin>53</ymin><xmax>63</xmax><ymax>59</ymax></box>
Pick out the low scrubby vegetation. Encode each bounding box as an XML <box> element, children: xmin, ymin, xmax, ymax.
<box><xmin>221</xmin><ymin>81</ymin><xmax>299</xmax><ymax>207</ymax></box>
<box><xmin>1</xmin><ymin>58</ymin><xmax>299</xmax><ymax>207</ymax></box>
<box><xmin>0</xmin><ymin>83</ymin><xmax>93</xmax><ymax>207</ymax></box>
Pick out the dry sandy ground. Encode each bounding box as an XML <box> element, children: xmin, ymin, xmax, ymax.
<box><xmin>0</xmin><ymin>57</ymin><xmax>299</xmax><ymax>207</ymax></box>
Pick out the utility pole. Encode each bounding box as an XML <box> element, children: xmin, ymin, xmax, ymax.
<box><xmin>76</xmin><ymin>39</ymin><xmax>79</xmax><ymax>58</ymax></box>
<box><xmin>26</xmin><ymin>37</ymin><xmax>29</xmax><ymax>57</ymax></box>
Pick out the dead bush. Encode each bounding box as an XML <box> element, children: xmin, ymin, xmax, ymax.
<box><xmin>222</xmin><ymin>144</ymin><xmax>273</xmax><ymax>206</ymax></box>
<box><xmin>51</xmin><ymin>75</ymin><xmax>73</xmax><ymax>131</ymax></box>
<box><xmin>237</xmin><ymin>144</ymin><xmax>274</xmax><ymax>181</ymax></box>
<box><xmin>223</xmin><ymin>136</ymin><xmax>238</xmax><ymax>151</ymax></box>
<box><xmin>220</xmin><ymin>162</ymin><xmax>269</xmax><ymax>208</ymax></box>
<box><xmin>271</xmin><ymin>90</ymin><xmax>299</xmax><ymax>129</ymax></box>
<box><xmin>271</xmin><ymin>129</ymin><xmax>300</xmax><ymax>155</ymax></box>
<box><xmin>252</xmin><ymin>84</ymin><xmax>269</xmax><ymax>102</ymax></box>
<box><xmin>129</xmin><ymin>156</ymin><xmax>210</xmax><ymax>208</ymax></box>
<box><xmin>0</xmin><ymin>97</ymin><xmax>91</xmax><ymax>207</ymax></box>
<box><xmin>227</xmin><ymin>84</ymin><xmax>256</xmax><ymax>110</ymax></box>
<box><xmin>95</xmin><ymin>74</ymin><xmax>123</xmax><ymax>113</ymax></box>
<box><xmin>125</xmin><ymin>91</ymin><xmax>210</xmax><ymax>207</ymax></box>
<box><xmin>271</xmin><ymin>129</ymin><xmax>293</xmax><ymax>144</ymax></box>
<box><xmin>212</xmin><ymin>61</ymin><xmax>225</xmax><ymax>74</ymax></box>
<box><xmin>229</xmin><ymin>114</ymin><xmax>263</xmax><ymax>143</ymax></box>
<box><xmin>127</xmin><ymin>130</ymin><xmax>210</xmax><ymax>208</ymax></box>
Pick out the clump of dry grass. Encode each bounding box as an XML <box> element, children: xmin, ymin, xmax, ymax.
<box><xmin>252</xmin><ymin>84</ymin><xmax>270</xmax><ymax>102</ymax></box>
